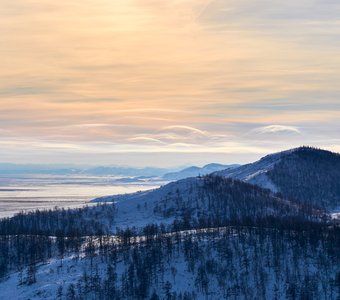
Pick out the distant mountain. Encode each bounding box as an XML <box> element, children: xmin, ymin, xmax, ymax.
<box><xmin>0</xmin><ymin>163</ymin><xmax>81</xmax><ymax>175</ymax></box>
<box><xmin>0</xmin><ymin>163</ymin><xmax>171</xmax><ymax>178</ymax></box>
<box><xmin>215</xmin><ymin>146</ymin><xmax>340</xmax><ymax>210</ymax></box>
<box><xmin>162</xmin><ymin>163</ymin><xmax>239</xmax><ymax>181</ymax></box>
<box><xmin>83</xmin><ymin>166</ymin><xmax>169</xmax><ymax>177</ymax></box>
<box><xmin>0</xmin><ymin>162</ymin><xmax>242</xmax><ymax>179</ymax></box>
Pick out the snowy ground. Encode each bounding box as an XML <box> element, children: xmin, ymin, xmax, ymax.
<box><xmin>0</xmin><ymin>228</ymin><xmax>337</xmax><ymax>300</ymax></box>
<box><xmin>330</xmin><ymin>207</ymin><xmax>340</xmax><ymax>220</ymax></box>
<box><xmin>0</xmin><ymin>256</ymin><xmax>83</xmax><ymax>300</ymax></box>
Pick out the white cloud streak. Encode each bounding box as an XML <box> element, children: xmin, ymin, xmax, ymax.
<box><xmin>251</xmin><ymin>125</ymin><xmax>301</xmax><ymax>135</ymax></box>
<box><xmin>162</xmin><ymin>125</ymin><xmax>207</xmax><ymax>136</ymax></box>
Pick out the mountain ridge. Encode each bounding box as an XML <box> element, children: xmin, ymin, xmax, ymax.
<box><xmin>215</xmin><ymin>146</ymin><xmax>340</xmax><ymax>210</ymax></box>
<box><xmin>162</xmin><ymin>163</ymin><xmax>239</xmax><ymax>181</ymax></box>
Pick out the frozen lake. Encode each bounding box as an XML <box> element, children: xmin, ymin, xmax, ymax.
<box><xmin>0</xmin><ymin>175</ymin><xmax>163</xmax><ymax>219</ymax></box>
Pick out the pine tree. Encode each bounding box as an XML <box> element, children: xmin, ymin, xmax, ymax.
<box><xmin>67</xmin><ymin>283</ymin><xmax>76</xmax><ymax>300</ymax></box>
<box><xmin>56</xmin><ymin>285</ymin><xmax>63</xmax><ymax>300</ymax></box>
<box><xmin>150</xmin><ymin>290</ymin><xmax>160</xmax><ymax>300</ymax></box>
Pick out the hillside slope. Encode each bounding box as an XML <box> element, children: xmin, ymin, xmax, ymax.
<box><xmin>93</xmin><ymin>175</ymin><xmax>321</xmax><ymax>231</ymax></box>
<box><xmin>1</xmin><ymin>227</ymin><xmax>339</xmax><ymax>300</ymax></box>
<box><xmin>215</xmin><ymin>147</ymin><xmax>340</xmax><ymax>210</ymax></box>
<box><xmin>0</xmin><ymin>175</ymin><xmax>323</xmax><ymax>237</ymax></box>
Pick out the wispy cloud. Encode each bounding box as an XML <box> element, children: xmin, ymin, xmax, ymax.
<box><xmin>0</xmin><ymin>0</ymin><xmax>339</xmax><ymax>165</ymax></box>
<box><xmin>128</xmin><ymin>137</ymin><xmax>165</xmax><ymax>144</ymax></box>
<box><xmin>162</xmin><ymin>125</ymin><xmax>207</xmax><ymax>136</ymax></box>
<box><xmin>251</xmin><ymin>125</ymin><xmax>301</xmax><ymax>135</ymax></box>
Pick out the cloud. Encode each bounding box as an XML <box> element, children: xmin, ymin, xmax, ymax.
<box><xmin>128</xmin><ymin>137</ymin><xmax>165</xmax><ymax>144</ymax></box>
<box><xmin>252</xmin><ymin>125</ymin><xmax>301</xmax><ymax>135</ymax></box>
<box><xmin>162</xmin><ymin>125</ymin><xmax>207</xmax><ymax>136</ymax></box>
<box><xmin>0</xmin><ymin>0</ymin><xmax>339</xmax><ymax>166</ymax></box>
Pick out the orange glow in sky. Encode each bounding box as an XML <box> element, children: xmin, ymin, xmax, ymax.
<box><xmin>1</xmin><ymin>0</ymin><xmax>339</xmax><ymax>166</ymax></box>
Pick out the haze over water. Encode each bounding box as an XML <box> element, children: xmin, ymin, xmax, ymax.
<box><xmin>0</xmin><ymin>175</ymin><xmax>161</xmax><ymax>218</ymax></box>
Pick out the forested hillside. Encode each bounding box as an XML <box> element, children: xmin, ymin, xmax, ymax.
<box><xmin>0</xmin><ymin>225</ymin><xmax>339</xmax><ymax>299</ymax></box>
<box><xmin>267</xmin><ymin>147</ymin><xmax>340</xmax><ymax>209</ymax></box>
<box><xmin>0</xmin><ymin>204</ymin><xmax>116</xmax><ymax>236</ymax></box>
<box><xmin>216</xmin><ymin>147</ymin><xmax>340</xmax><ymax>211</ymax></box>
<box><xmin>0</xmin><ymin>148</ymin><xmax>339</xmax><ymax>299</ymax></box>
<box><xmin>0</xmin><ymin>175</ymin><xmax>324</xmax><ymax>237</ymax></box>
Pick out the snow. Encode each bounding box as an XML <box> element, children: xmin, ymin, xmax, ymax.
<box><xmin>0</xmin><ymin>147</ymin><xmax>338</xmax><ymax>299</ymax></box>
<box><xmin>0</xmin><ymin>227</ymin><xmax>337</xmax><ymax>300</ymax></box>
<box><xmin>213</xmin><ymin>150</ymin><xmax>285</xmax><ymax>192</ymax></box>
<box><xmin>330</xmin><ymin>207</ymin><xmax>340</xmax><ymax>220</ymax></box>
<box><xmin>92</xmin><ymin>178</ymin><xmax>199</xmax><ymax>231</ymax></box>
<box><xmin>0</xmin><ymin>256</ymin><xmax>82</xmax><ymax>300</ymax></box>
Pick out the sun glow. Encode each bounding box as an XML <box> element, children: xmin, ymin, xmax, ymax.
<box><xmin>1</xmin><ymin>0</ymin><xmax>339</xmax><ymax>165</ymax></box>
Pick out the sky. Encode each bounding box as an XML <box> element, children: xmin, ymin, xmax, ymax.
<box><xmin>1</xmin><ymin>0</ymin><xmax>340</xmax><ymax>167</ymax></box>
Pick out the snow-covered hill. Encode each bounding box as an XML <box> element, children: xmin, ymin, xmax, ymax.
<box><xmin>213</xmin><ymin>149</ymin><xmax>296</xmax><ymax>192</ymax></box>
<box><xmin>215</xmin><ymin>147</ymin><xmax>340</xmax><ymax>210</ymax></box>
<box><xmin>91</xmin><ymin>175</ymin><xmax>321</xmax><ymax>232</ymax></box>
<box><xmin>1</xmin><ymin>227</ymin><xmax>339</xmax><ymax>300</ymax></box>
<box><xmin>3</xmin><ymin>147</ymin><xmax>336</xmax><ymax>238</ymax></box>
<box><xmin>1</xmin><ymin>147</ymin><xmax>339</xmax><ymax>300</ymax></box>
